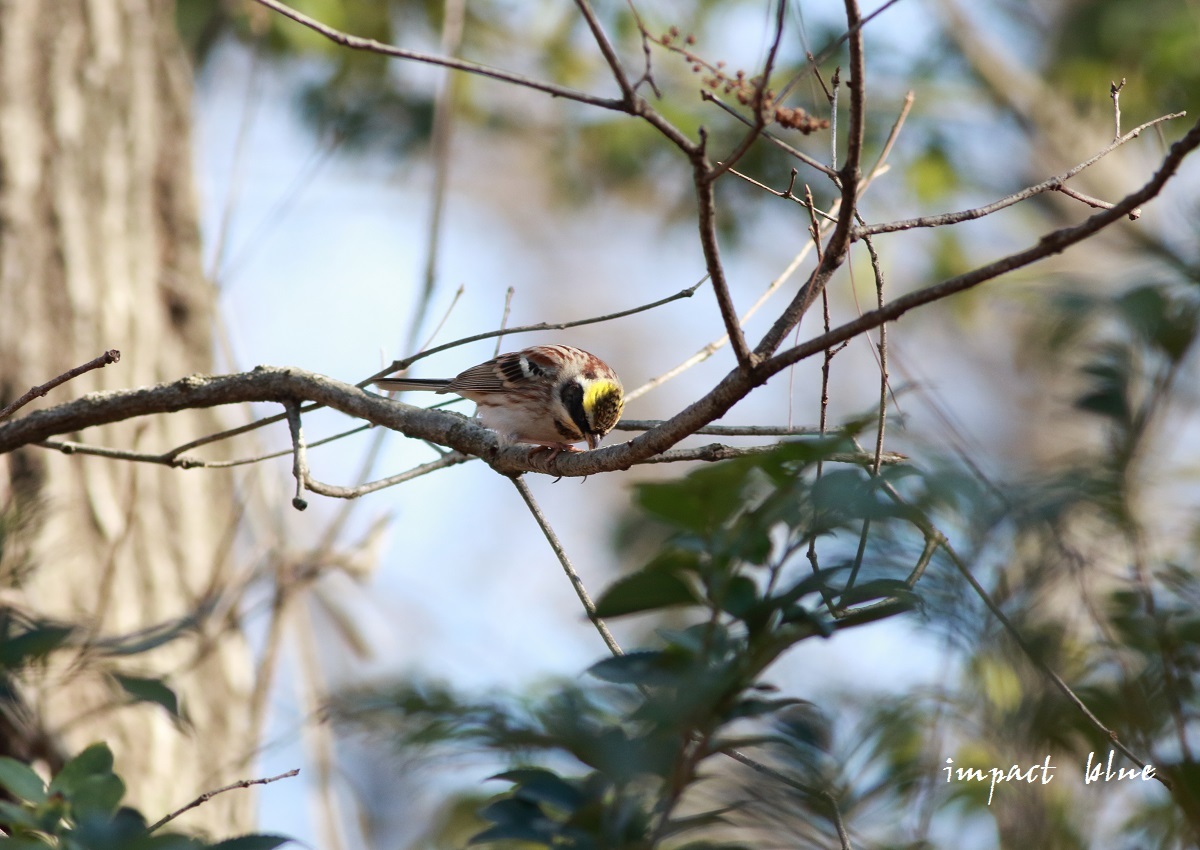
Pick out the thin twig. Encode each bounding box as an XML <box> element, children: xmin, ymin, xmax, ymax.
<box><xmin>37</xmin><ymin>423</ymin><xmax>372</xmax><ymax>469</ymax></box>
<box><xmin>702</xmin><ymin>92</ymin><xmax>838</xmax><ymax>179</ymax></box>
<box><xmin>303</xmin><ymin>452</ymin><xmax>473</xmax><ymax>498</ymax></box>
<box><xmin>722</xmin><ymin>748</ymin><xmax>853</xmax><ymax>850</ymax></box>
<box><xmin>625</xmin><ymin>0</ymin><xmax>662</xmax><ymax>97</ymax></box>
<box><xmin>249</xmin><ymin>0</ymin><xmax>624</xmax><ymax>111</ymax></box>
<box><xmin>727</xmin><ymin>168</ymin><xmax>838</xmax><ymax>218</ymax></box>
<box><xmin>494</xmin><ymin>287</ymin><xmax>516</xmax><ymax>357</ymax></box>
<box><xmin>631</xmin><ymin>91</ymin><xmax>912</xmax><ymax>404</ymax></box>
<box><xmin>0</xmin><ymin>350</ymin><xmax>120</xmax><ymax>421</ymax></box>
<box><xmin>829</xmin><ymin>67</ymin><xmax>840</xmax><ymax>171</ymax></box>
<box><xmin>148</xmin><ymin>769</ymin><xmax>299</xmax><ymax>832</ymax></box>
<box><xmin>1055</xmin><ymin>183</ymin><xmax>1140</xmax><ymax>219</ymax></box>
<box><xmin>853</xmin><ymin>112</ymin><xmax>1183</xmax><ymax>239</ymax></box>
<box><xmin>381</xmin><ymin>278</ymin><xmax>706</xmax><ymax>378</ymax></box>
<box><xmin>693</xmin><ymin>175</ymin><xmax>755</xmax><ymax>369</ymax></box>
<box><xmin>767</xmin><ymin>114</ymin><xmax>1200</xmax><ymax>376</ymax></box>
<box><xmin>706</xmin><ymin>0</ymin><xmax>790</xmax><ymax>183</ymax></box>
<box><xmin>615</xmin><ymin>421</ymin><xmax>822</xmax><ymax>436</ymax></box>
<box><xmin>753</xmin><ymin>0</ymin><xmax>866</xmax><ymax>359</ymax></box>
<box><xmin>625</xmin><ymin>257</ymin><xmax>804</xmax><ymax>402</ymax></box>
<box><xmin>510</xmin><ymin>476</ymin><xmax>623</xmax><ymax>657</ymax></box>
<box><xmin>284</xmin><ymin>400</ymin><xmax>309</xmax><ymax>511</ymax></box>
<box><xmin>1111</xmin><ymin>78</ymin><xmax>1125</xmax><ymax>140</ymax></box>
<box><xmin>408</xmin><ymin>0</ymin><xmax>467</xmax><ymax>353</ymax></box>
<box><xmin>574</xmin><ymin>0</ymin><xmax>634</xmax><ymax>99</ymax></box>
<box><xmin>637</xmin><ymin>444</ymin><xmax>903</xmax><ymax>466</ymax></box>
<box><xmin>776</xmin><ymin>0</ymin><xmax>905</xmax><ymax>104</ymax></box>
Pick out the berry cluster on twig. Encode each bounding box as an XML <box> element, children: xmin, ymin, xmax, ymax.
<box><xmin>657</xmin><ymin>27</ymin><xmax>829</xmax><ymax>134</ymax></box>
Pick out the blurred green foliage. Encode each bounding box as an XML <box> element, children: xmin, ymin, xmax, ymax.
<box><xmin>331</xmin><ymin>437</ymin><xmax>949</xmax><ymax>848</ymax></box>
<box><xmin>0</xmin><ymin>527</ymin><xmax>293</xmax><ymax>849</ymax></box>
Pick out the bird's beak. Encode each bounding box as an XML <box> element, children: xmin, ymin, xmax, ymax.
<box><xmin>586</xmin><ymin>433</ymin><xmax>601</xmax><ymax>450</ymax></box>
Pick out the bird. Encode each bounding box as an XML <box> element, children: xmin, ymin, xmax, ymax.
<box><xmin>375</xmin><ymin>344</ymin><xmax>625</xmax><ymax>453</ymax></box>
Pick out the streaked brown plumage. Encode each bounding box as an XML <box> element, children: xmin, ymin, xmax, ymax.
<box><xmin>376</xmin><ymin>344</ymin><xmax>624</xmax><ymax>451</ymax></box>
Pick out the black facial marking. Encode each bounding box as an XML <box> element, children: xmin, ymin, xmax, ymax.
<box><xmin>559</xmin><ymin>380</ymin><xmax>591</xmax><ymax>438</ymax></box>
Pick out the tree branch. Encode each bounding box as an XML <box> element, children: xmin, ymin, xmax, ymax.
<box><xmin>248</xmin><ymin>0</ymin><xmax>624</xmax><ymax>111</ymax></box>
<box><xmin>148</xmin><ymin>768</ymin><xmax>299</xmax><ymax>832</ymax></box>
<box><xmin>0</xmin><ymin>350</ymin><xmax>120</xmax><ymax>421</ymax></box>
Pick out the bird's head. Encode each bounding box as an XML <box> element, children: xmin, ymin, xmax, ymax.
<box><xmin>582</xmin><ymin>378</ymin><xmax>625</xmax><ymax>449</ymax></box>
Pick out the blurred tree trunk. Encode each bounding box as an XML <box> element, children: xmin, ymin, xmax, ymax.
<box><xmin>0</xmin><ymin>0</ymin><xmax>255</xmax><ymax>832</ymax></box>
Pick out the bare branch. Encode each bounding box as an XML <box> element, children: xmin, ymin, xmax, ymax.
<box><xmin>381</xmin><ymin>277</ymin><xmax>706</xmax><ymax>378</ymax></box>
<box><xmin>638</xmin><ymin>443</ymin><xmax>905</xmax><ymax>466</ymax></box>
<box><xmin>3</xmin><ymin>120</ymin><xmax>1198</xmax><ymax>484</ymax></box>
<box><xmin>284</xmin><ymin>400</ymin><xmax>309</xmax><ymax>511</ymax></box>
<box><xmin>768</xmin><ymin>123</ymin><xmax>1200</xmax><ymax>378</ymax></box>
<box><xmin>615</xmin><ymin>421</ymin><xmax>823</xmax><ymax>436</ymax></box>
<box><xmin>702</xmin><ymin>91</ymin><xmax>838</xmax><ymax>179</ymax></box>
<box><xmin>148</xmin><ymin>768</ymin><xmax>299</xmax><ymax>832</ymax></box>
<box><xmin>752</xmin><ymin>0</ymin><xmax>867</xmax><ymax>358</ymax></box>
<box><xmin>248</xmin><ymin>0</ymin><xmax>624</xmax><ymax>111</ymax></box>
<box><xmin>303</xmin><ymin>452</ymin><xmax>473</xmax><ymax>499</ymax></box>
<box><xmin>1111</xmin><ymin>77</ymin><xmax>1126</xmax><ymax>139</ymax></box>
<box><xmin>693</xmin><ymin>175</ymin><xmax>755</xmax><ymax>369</ymax></box>
<box><xmin>574</xmin><ymin>0</ymin><xmax>634</xmax><ymax>99</ymax></box>
<box><xmin>37</xmin><ymin>424</ymin><xmax>374</xmax><ymax>470</ymax></box>
<box><xmin>510</xmin><ymin>476</ymin><xmax>623</xmax><ymax>657</ymax></box>
<box><xmin>625</xmin><ymin>251</ymin><xmax>806</xmax><ymax>401</ymax></box>
<box><xmin>853</xmin><ymin>111</ymin><xmax>1182</xmax><ymax>239</ymax></box>
<box><xmin>1056</xmin><ymin>183</ymin><xmax>1139</xmax><ymax>219</ymax></box>
<box><xmin>0</xmin><ymin>350</ymin><xmax>120</xmax><ymax>421</ymax></box>
<box><xmin>706</xmin><ymin>0</ymin><xmax>790</xmax><ymax>183</ymax></box>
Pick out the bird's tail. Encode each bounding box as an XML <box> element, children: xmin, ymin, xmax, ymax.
<box><xmin>375</xmin><ymin>377</ymin><xmax>451</xmax><ymax>393</ymax></box>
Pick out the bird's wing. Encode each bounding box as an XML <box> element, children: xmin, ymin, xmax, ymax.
<box><xmin>447</xmin><ymin>357</ymin><xmax>516</xmax><ymax>393</ymax></box>
<box><xmin>449</xmin><ymin>349</ymin><xmax>557</xmax><ymax>393</ymax></box>
<box><xmin>375</xmin><ymin>377</ymin><xmax>451</xmax><ymax>392</ymax></box>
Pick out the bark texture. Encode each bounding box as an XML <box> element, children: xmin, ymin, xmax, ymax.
<box><xmin>0</xmin><ymin>0</ymin><xmax>255</xmax><ymax>831</ymax></box>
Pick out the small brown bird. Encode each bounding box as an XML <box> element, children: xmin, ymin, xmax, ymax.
<box><xmin>375</xmin><ymin>344</ymin><xmax>625</xmax><ymax>452</ymax></box>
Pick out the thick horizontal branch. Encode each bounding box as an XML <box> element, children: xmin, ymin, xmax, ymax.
<box><xmin>0</xmin><ymin>367</ymin><xmax>735</xmax><ymax>479</ymax></box>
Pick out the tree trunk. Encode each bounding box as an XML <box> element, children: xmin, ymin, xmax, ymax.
<box><xmin>0</xmin><ymin>0</ymin><xmax>255</xmax><ymax>831</ymax></box>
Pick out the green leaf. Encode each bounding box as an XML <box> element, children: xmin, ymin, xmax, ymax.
<box><xmin>658</xmin><ymin>807</ymin><xmax>736</xmax><ymax>838</ymax></box>
<box><xmin>112</xmin><ymin>674</ymin><xmax>190</xmax><ymax>728</ymax></box>
<box><xmin>635</xmin><ymin>460</ymin><xmax>762</xmax><ymax>533</ymax></box>
<box><xmin>727</xmin><ymin>696</ymin><xmax>807</xmax><ymax>721</ymax></box>
<box><xmin>208</xmin><ymin>835</ymin><xmax>294</xmax><ymax>850</ymax></box>
<box><xmin>0</xmin><ymin>836</ymin><xmax>55</xmax><ymax>849</ymax></box>
<box><xmin>588</xmin><ymin>650</ymin><xmax>693</xmax><ymax>687</ymax></box>
<box><xmin>594</xmin><ymin>569</ymin><xmax>696</xmax><ymax>618</ymax></box>
<box><xmin>0</xmin><ymin>624</ymin><xmax>74</xmax><ymax>670</ymax></box>
<box><xmin>491</xmin><ymin>768</ymin><xmax>584</xmax><ymax>812</ymax></box>
<box><xmin>716</xmin><ymin>575</ymin><xmax>758</xmax><ymax>619</ymax></box>
<box><xmin>0</xmin><ymin>798</ymin><xmax>41</xmax><ymax>830</ymax></box>
<box><xmin>838</xmin><ymin>578</ymin><xmax>918</xmax><ymax>608</ymax></box>
<box><xmin>469</xmin><ymin>822</ymin><xmax>550</xmax><ymax>845</ymax></box>
<box><xmin>50</xmin><ymin>743</ymin><xmax>114</xmax><ymax>796</ymax></box>
<box><xmin>0</xmin><ymin>757</ymin><xmax>47</xmax><ymax>803</ymax></box>
<box><xmin>69</xmin><ymin>773</ymin><xmax>126</xmax><ymax>818</ymax></box>
<box><xmin>472</xmin><ymin>797</ymin><xmax>554</xmax><ymax>845</ymax></box>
